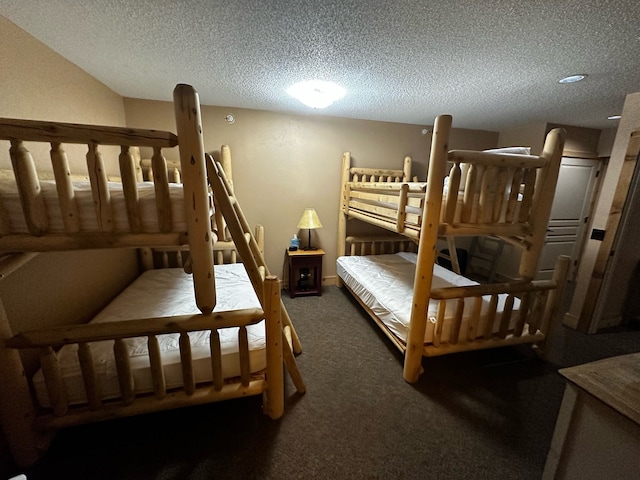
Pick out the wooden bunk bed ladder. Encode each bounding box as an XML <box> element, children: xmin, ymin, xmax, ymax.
<box><xmin>206</xmin><ymin>155</ymin><xmax>305</xmax><ymax>393</ymax></box>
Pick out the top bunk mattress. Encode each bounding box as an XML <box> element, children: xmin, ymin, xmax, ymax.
<box><xmin>32</xmin><ymin>262</ymin><xmax>265</xmax><ymax>407</ymax></box>
<box><xmin>336</xmin><ymin>252</ymin><xmax>520</xmax><ymax>345</ymax></box>
<box><xmin>0</xmin><ymin>178</ymin><xmax>189</xmax><ymax>233</ymax></box>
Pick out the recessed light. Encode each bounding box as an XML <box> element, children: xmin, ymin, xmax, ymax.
<box><xmin>287</xmin><ymin>80</ymin><xmax>346</xmax><ymax>109</ymax></box>
<box><xmin>607</xmin><ymin>115</ymin><xmax>621</xmax><ymax>120</ymax></box>
<box><xmin>559</xmin><ymin>74</ymin><xmax>587</xmax><ymax>84</ymax></box>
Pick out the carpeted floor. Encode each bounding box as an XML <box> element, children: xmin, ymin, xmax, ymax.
<box><xmin>13</xmin><ymin>285</ymin><xmax>640</xmax><ymax>480</ymax></box>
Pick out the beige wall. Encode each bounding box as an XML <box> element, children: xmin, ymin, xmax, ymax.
<box><xmin>597</xmin><ymin>128</ymin><xmax>617</xmax><ymax>157</ymax></box>
<box><xmin>124</xmin><ymin>97</ymin><xmax>498</xmax><ymax>280</ymax></box>
<box><xmin>0</xmin><ymin>16</ymin><xmax>127</xmax><ymax>174</ymax></box>
<box><xmin>498</xmin><ymin>122</ymin><xmax>548</xmax><ymax>154</ymax></box>
<box><xmin>0</xmin><ymin>16</ymin><xmax>125</xmax><ymax>124</ymax></box>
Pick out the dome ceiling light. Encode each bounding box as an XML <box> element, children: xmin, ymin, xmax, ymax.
<box><xmin>559</xmin><ymin>74</ymin><xmax>587</xmax><ymax>84</ymax></box>
<box><xmin>287</xmin><ymin>80</ymin><xmax>346</xmax><ymax>109</ymax></box>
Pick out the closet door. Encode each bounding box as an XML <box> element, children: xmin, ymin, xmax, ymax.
<box><xmin>537</xmin><ymin>158</ymin><xmax>601</xmax><ymax>281</ymax></box>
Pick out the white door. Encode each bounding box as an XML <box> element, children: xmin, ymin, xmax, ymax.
<box><xmin>536</xmin><ymin>158</ymin><xmax>601</xmax><ymax>280</ymax></box>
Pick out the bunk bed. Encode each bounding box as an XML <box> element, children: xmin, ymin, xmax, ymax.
<box><xmin>337</xmin><ymin>114</ymin><xmax>570</xmax><ymax>383</ymax></box>
<box><xmin>0</xmin><ymin>84</ymin><xmax>305</xmax><ymax>468</ymax></box>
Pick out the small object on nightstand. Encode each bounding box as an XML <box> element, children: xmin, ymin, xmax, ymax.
<box><xmin>289</xmin><ymin>233</ymin><xmax>300</xmax><ymax>251</ymax></box>
<box><xmin>286</xmin><ymin>248</ymin><xmax>325</xmax><ymax>298</ymax></box>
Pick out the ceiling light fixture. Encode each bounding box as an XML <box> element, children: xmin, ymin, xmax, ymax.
<box><xmin>559</xmin><ymin>74</ymin><xmax>587</xmax><ymax>84</ymax></box>
<box><xmin>287</xmin><ymin>80</ymin><xmax>346</xmax><ymax>109</ymax></box>
<box><xmin>607</xmin><ymin>115</ymin><xmax>621</xmax><ymax>120</ymax></box>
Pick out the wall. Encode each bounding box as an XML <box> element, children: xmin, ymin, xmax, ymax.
<box><xmin>597</xmin><ymin>128</ymin><xmax>617</xmax><ymax>157</ymax></box>
<box><xmin>0</xmin><ymin>16</ymin><xmax>127</xmax><ymax>174</ymax></box>
<box><xmin>498</xmin><ymin>122</ymin><xmax>548</xmax><ymax>154</ymax></box>
<box><xmin>0</xmin><ymin>16</ymin><xmax>139</xmax><ymax>475</ymax></box>
<box><xmin>565</xmin><ymin>92</ymin><xmax>640</xmax><ymax>331</ymax></box>
<box><xmin>124</xmin><ymin>97</ymin><xmax>498</xmax><ymax>280</ymax></box>
<box><xmin>548</xmin><ymin>124</ymin><xmax>602</xmax><ymax>158</ymax></box>
<box><xmin>589</xmin><ymin>93</ymin><xmax>640</xmax><ymax>329</ymax></box>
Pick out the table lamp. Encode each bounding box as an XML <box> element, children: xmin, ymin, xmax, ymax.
<box><xmin>297</xmin><ymin>208</ymin><xmax>323</xmax><ymax>250</ymax></box>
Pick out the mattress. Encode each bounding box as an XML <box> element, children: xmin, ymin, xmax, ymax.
<box><xmin>336</xmin><ymin>252</ymin><xmax>520</xmax><ymax>344</ymax></box>
<box><xmin>32</xmin><ymin>263</ymin><xmax>266</xmax><ymax>407</ymax></box>
<box><xmin>0</xmin><ymin>179</ymin><xmax>189</xmax><ymax>233</ymax></box>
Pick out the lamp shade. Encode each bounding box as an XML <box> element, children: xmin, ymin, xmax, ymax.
<box><xmin>297</xmin><ymin>208</ymin><xmax>323</xmax><ymax>230</ymax></box>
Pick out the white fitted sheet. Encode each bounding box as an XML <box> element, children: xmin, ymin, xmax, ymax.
<box><xmin>32</xmin><ymin>263</ymin><xmax>266</xmax><ymax>407</ymax></box>
<box><xmin>0</xmin><ymin>179</ymin><xmax>189</xmax><ymax>233</ymax></box>
<box><xmin>337</xmin><ymin>252</ymin><xmax>519</xmax><ymax>344</ymax></box>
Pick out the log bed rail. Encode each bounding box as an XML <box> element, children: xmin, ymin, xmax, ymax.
<box><xmin>5</xmin><ymin>299</ymin><xmax>278</xmax><ymax>427</ymax></box>
<box><xmin>342</xmin><ymin>150</ymin><xmax>555</xmax><ymax>242</ymax></box>
<box><xmin>0</xmin><ymin>118</ymin><xmax>181</xmax><ymax>239</ymax></box>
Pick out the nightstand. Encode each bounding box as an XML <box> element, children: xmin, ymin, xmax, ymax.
<box><xmin>286</xmin><ymin>248</ymin><xmax>325</xmax><ymax>298</ymax></box>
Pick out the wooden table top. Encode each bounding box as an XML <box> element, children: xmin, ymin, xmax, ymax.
<box><xmin>286</xmin><ymin>248</ymin><xmax>325</xmax><ymax>257</ymax></box>
<box><xmin>560</xmin><ymin>352</ymin><xmax>640</xmax><ymax>425</ymax></box>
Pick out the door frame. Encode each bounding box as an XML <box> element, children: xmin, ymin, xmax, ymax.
<box><xmin>578</xmin><ymin>130</ymin><xmax>640</xmax><ymax>332</ymax></box>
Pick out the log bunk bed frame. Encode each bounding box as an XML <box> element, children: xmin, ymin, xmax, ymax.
<box><xmin>338</xmin><ymin>114</ymin><xmax>571</xmax><ymax>383</ymax></box>
<box><xmin>0</xmin><ymin>84</ymin><xmax>305</xmax><ymax>467</ymax></box>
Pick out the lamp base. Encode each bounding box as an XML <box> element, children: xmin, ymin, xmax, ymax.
<box><xmin>302</xmin><ymin>246</ymin><xmax>318</xmax><ymax>251</ymax></box>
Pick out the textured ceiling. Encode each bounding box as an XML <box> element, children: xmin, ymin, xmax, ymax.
<box><xmin>2</xmin><ymin>0</ymin><xmax>639</xmax><ymax>131</ymax></box>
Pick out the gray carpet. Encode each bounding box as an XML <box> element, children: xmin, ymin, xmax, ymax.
<box><xmin>15</xmin><ymin>286</ymin><xmax>640</xmax><ymax>480</ymax></box>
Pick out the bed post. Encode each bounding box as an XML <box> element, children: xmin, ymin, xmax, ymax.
<box><xmin>263</xmin><ymin>275</ymin><xmax>284</xmax><ymax>419</ymax></box>
<box><xmin>0</xmin><ymin>298</ymin><xmax>48</xmax><ymax>467</ymax></box>
<box><xmin>519</xmin><ymin>128</ymin><xmax>565</xmax><ymax>280</ymax></box>
<box><xmin>403</xmin><ymin>115</ymin><xmax>452</xmax><ymax>383</ymax></box>
<box><xmin>536</xmin><ymin>254</ymin><xmax>571</xmax><ymax>357</ymax></box>
<box><xmin>337</xmin><ymin>151</ymin><xmax>351</xmax><ymax>287</ymax></box>
<box><xmin>173</xmin><ymin>84</ymin><xmax>216</xmax><ymax>314</ymax></box>
<box><xmin>403</xmin><ymin>155</ymin><xmax>412</xmax><ymax>181</ymax></box>
<box><xmin>220</xmin><ymin>145</ymin><xmax>234</xmax><ymax>194</ymax></box>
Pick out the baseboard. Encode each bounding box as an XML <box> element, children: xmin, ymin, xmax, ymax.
<box><xmin>283</xmin><ymin>275</ymin><xmax>337</xmax><ymax>290</ymax></box>
<box><xmin>563</xmin><ymin>312</ymin><xmax>580</xmax><ymax>329</ymax></box>
<box><xmin>322</xmin><ymin>276</ymin><xmax>337</xmax><ymax>286</ymax></box>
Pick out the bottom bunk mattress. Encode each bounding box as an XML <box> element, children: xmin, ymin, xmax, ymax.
<box><xmin>32</xmin><ymin>263</ymin><xmax>265</xmax><ymax>407</ymax></box>
<box><xmin>336</xmin><ymin>252</ymin><xmax>520</xmax><ymax>345</ymax></box>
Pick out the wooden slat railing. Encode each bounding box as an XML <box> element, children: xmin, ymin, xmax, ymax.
<box><xmin>0</xmin><ymin>117</ymin><xmax>181</xmax><ymax>237</ymax></box>
<box><xmin>6</xmin><ymin>307</ymin><xmax>267</xmax><ymax>416</ymax></box>
<box><xmin>344</xmin><ymin>235</ymin><xmax>417</xmax><ymax>256</ymax></box>
<box><xmin>341</xmin><ymin>144</ymin><xmax>558</xmax><ymax>243</ymax></box>
<box><xmin>427</xmin><ymin>276</ymin><xmax>559</xmax><ymax>347</ymax></box>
